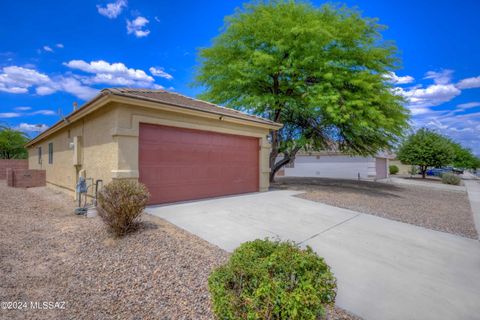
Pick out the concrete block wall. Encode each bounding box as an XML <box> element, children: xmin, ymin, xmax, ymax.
<box><xmin>6</xmin><ymin>168</ymin><xmax>14</xmax><ymax>186</ymax></box>
<box><xmin>0</xmin><ymin>159</ymin><xmax>28</xmax><ymax>179</ymax></box>
<box><xmin>6</xmin><ymin>169</ymin><xmax>46</xmax><ymax>188</ymax></box>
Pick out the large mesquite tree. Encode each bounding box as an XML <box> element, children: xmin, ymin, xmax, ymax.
<box><xmin>195</xmin><ymin>1</ymin><xmax>409</xmax><ymax>181</ymax></box>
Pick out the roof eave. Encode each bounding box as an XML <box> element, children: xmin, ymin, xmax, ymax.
<box><xmin>25</xmin><ymin>92</ymin><xmax>110</xmax><ymax>147</ymax></box>
<box><xmin>25</xmin><ymin>90</ymin><xmax>282</xmax><ymax>148</ymax></box>
<box><xmin>111</xmin><ymin>92</ymin><xmax>283</xmax><ymax>130</ymax></box>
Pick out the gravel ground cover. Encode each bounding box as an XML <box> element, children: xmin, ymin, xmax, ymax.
<box><xmin>273</xmin><ymin>177</ymin><xmax>477</xmax><ymax>239</ymax></box>
<box><xmin>395</xmin><ymin>175</ymin><xmax>444</xmax><ymax>184</ymax></box>
<box><xmin>0</xmin><ymin>181</ymin><xmax>359</xmax><ymax>320</ymax></box>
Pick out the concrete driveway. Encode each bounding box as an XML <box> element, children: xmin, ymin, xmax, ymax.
<box><xmin>146</xmin><ymin>190</ymin><xmax>480</xmax><ymax>320</ymax></box>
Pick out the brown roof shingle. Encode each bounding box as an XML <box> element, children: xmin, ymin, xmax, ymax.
<box><xmin>105</xmin><ymin>88</ymin><xmax>280</xmax><ymax>127</ymax></box>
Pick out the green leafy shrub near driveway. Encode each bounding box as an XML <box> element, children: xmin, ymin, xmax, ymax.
<box><xmin>441</xmin><ymin>173</ymin><xmax>461</xmax><ymax>185</ymax></box>
<box><xmin>389</xmin><ymin>165</ymin><xmax>399</xmax><ymax>175</ymax></box>
<box><xmin>97</xmin><ymin>179</ymin><xmax>150</xmax><ymax>236</ymax></box>
<box><xmin>208</xmin><ymin>239</ymin><xmax>337</xmax><ymax>320</ymax></box>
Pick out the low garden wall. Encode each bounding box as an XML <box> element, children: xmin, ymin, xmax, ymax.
<box><xmin>6</xmin><ymin>168</ymin><xmax>46</xmax><ymax>188</ymax></box>
<box><xmin>0</xmin><ymin>159</ymin><xmax>28</xmax><ymax>179</ymax></box>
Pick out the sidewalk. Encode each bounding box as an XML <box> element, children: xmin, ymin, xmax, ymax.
<box><xmin>383</xmin><ymin>177</ymin><xmax>466</xmax><ymax>191</ymax></box>
<box><xmin>465</xmin><ymin>180</ymin><xmax>480</xmax><ymax>239</ymax></box>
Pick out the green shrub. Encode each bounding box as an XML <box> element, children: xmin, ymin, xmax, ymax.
<box><xmin>441</xmin><ymin>173</ymin><xmax>461</xmax><ymax>185</ymax></box>
<box><xmin>208</xmin><ymin>239</ymin><xmax>337</xmax><ymax>320</ymax></box>
<box><xmin>97</xmin><ymin>180</ymin><xmax>150</xmax><ymax>236</ymax></box>
<box><xmin>389</xmin><ymin>165</ymin><xmax>399</xmax><ymax>175</ymax></box>
<box><xmin>408</xmin><ymin>165</ymin><xmax>418</xmax><ymax>175</ymax></box>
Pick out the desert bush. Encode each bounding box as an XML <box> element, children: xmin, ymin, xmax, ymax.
<box><xmin>441</xmin><ymin>173</ymin><xmax>461</xmax><ymax>185</ymax></box>
<box><xmin>408</xmin><ymin>165</ymin><xmax>418</xmax><ymax>176</ymax></box>
<box><xmin>389</xmin><ymin>165</ymin><xmax>399</xmax><ymax>175</ymax></box>
<box><xmin>208</xmin><ymin>239</ymin><xmax>337</xmax><ymax>320</ymax></box>
<box><xmin>97</xmin><ymin>179</ymin><xmax>150</xmax><ymax>236</ymax></box>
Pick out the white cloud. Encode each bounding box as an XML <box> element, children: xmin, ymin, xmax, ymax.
<box><xmin>390</xmin><ymin>68</ymin><xmax>480</xmax><ymax>156</ymax></box>
<box><xmin>64</xmin><ymin>59</ymin><xmax>156</xmax><ymax>88</ymax></box>
<box><xmin>30</xmin><ymin>110</ymin><xmax>56</xmax><ymax>116</ymax></box>
<box><xmin>56</xmin><ymin>77</ymin><xmax>99</xmax><ymax>100</ymax></box>
<box><xmin>397</xmin><ymin>84</ymin><xmax>461</xmax><ymax>109</ymax></box>
<box><xmin>14</xmin><ymin>106</ymin><xmax>31</xmax><ymax>111</ymax></box>
<box><xmin>43</xmin><ymin>46</ymin><xmax>54</xmax><ymax>53</ymax></box>
<box><xmin>0</xmin><ymin>112</ymin><xmax>21</xmax><ymax>118</ymax></box>
<box><xmin>0</xmin><ymin>87</ymin><xmax>28</xmax><ymax>94</ymax></box>
<box><xmin>16</xmin><ymin>123</ymin><xmax>49</xmax><ymax>133</ymax></box>
<box><xmin>412</xmin><ymin>109</ymin><xmax>480</xmax><ymax>156</ymax></box>
<box><xmin>0</xmin><ymin>108</ymin><xmax>56</xmax><ymax>119</ymax></box>
<box><xmin>149</xmin><ymin>67</ymin><xmax>173</xmax><ymax>80</ymax></box>
<box><xmin>0</xmin><ymin>59</ymin><xmax>164</xmax><ymax>101</ymax></box>
<box><xmin>126</xmin><ymin>16</ymin><xmax>150</xmax><ymax>38</ymax></box>
<box><xmin>65</xmin><ymin>60</ymin><xmax>152</xmax><ymax>80</ymax></box>
<box><xmin>56</xmin><ymin>43</ymin><xmax>64</xmax><ymax>48</ymax></box>
<box><xmin>36</xmin><ymin>86</ymin><xmax>57</xmax><ymax>95</ymax></box>
<box><xmin>424</xmin><ymin>69</ymin><xmax>453</xmax><ymax>85</ymax></box>
<box><xmin>385</xmin><ymin>72</ymin><xmax>414</xmax><ymax>84</ymax></box>
<box><xmin>0</xmin><ymin>66</ymin><xmax>51</xmax><ymax>94</ymax></box>
<box><xmin>409</xmin><ymin>107</ymin><xmax>431</xmax><ymax>116</ymax></box>
<box><xmin>456</xmin><ymin>76</ymin><xmax>480</xmax><ymax>89</ymax></box>
<box><xmin>457</xmin><ymin>102</ymin><xmax>480</xmax><ymax>110</ymax></box>
<box><xmin>97</xmin><ymin>0</ymin><xmax>127</xmax><ymax>19</ymax></box>
<box><xmin>0</xmin><ymin>65</ymin><xmax>98</xmax><ymax>100</ymax></box>
<box><xmin>154</xmin><ymin>16</ymin><xmax>160</xmax><ymax>23</ymax></box>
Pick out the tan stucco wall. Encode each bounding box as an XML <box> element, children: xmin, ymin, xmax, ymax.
<box><xmin>389</xmin><ymin>160</ymin><xmax>411</xmax><ymax>175</ymax></box>
<box><xmin>28</xmin><ymin>104</ymin><xmax>118</xmax><ymax>195</ymax></box>
<box><xmin>28</xmin><ymin>100</ymin><xmax>273</xmax><ymax>195</ymax></box>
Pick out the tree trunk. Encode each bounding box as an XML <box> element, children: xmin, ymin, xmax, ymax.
<box><xmin>421</xmin><ymin>166</ymin><xmax>426</xmax><ymax>179</ymax></box>
<box><xmin>269</xmin><ymin>157</ymin><xmax>290</xmax><ymax>183</ymax></box>
<box><xmin>269</xmin><ymin>146</ymin><xmax>302</xmax><ymax>183</ymax></box>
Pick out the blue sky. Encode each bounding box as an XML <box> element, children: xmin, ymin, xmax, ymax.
<box><xmin>1</xmin><ymin>0</ymin><xmax>479</xmax><ymax>154</ymax></box>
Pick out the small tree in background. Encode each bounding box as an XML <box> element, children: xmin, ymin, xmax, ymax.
<box><xmin>195</xmin><ymin>1</ymin><xmax>409</xmax><ymax>182</ymax></box>
<box><xmin>450</xmin><ymin>142</ymin><xmax>480</xmax><ymax>170</ymax></box>
<box><xmin>397</xmin><ymin>129</ymin><xmax>454</xmax><ymax>178</ymax></box>
<box><xmin>0</xmin><ymin>126</ymin><xmax>29</xmax><ymax>159</ymax></box>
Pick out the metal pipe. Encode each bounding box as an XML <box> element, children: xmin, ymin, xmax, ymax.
<box><xmin>95</xmin><ymin>179</ymin><xmax>103</xmax><ymax>206</ymax></box>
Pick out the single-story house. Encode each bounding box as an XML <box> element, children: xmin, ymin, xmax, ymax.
<box><xmin>26</xmin><ymin>88</ymin><xmax>282</xmax><ymax>205</ymax></box>
<box><xmin>276</xmin><ymin>151</ymin><xmax>392</xmax><ymax>180</ymax></box>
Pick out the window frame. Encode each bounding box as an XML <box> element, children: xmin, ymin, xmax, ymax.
<box><xmin>48</xmin><ymin>142</ymin><xmax>53</xmax><ymax>164</ymax></box>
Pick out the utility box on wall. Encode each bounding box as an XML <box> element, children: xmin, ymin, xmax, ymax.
<box><xmin>72</xmin><ymin>136</ymin><xmax>82</xmax><ymax>166</ymax></box>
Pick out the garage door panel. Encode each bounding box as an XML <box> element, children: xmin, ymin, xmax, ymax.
<box><xmin>139</xmin><ymin>123</ymin><xmax>259</xmax><ymax>205</ymax></box>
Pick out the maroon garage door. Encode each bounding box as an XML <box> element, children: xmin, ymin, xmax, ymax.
<box><xmin>139</xmin><ymin>123</ymin><xmax>259</xmax><ymax>205</ymax></box>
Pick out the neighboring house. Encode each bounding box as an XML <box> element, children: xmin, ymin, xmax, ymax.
<box><xmin>276</xmin><ymin>151</ymin><xmax>392</xmax><ymax>180</ymax></box>
<box><xmin>26</xmin><ymin>88</ymin><xmax>281</xmax><ymax>205</ymax></box>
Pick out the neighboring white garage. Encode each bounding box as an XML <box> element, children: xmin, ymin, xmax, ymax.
<box><xmin>277</xmin><ymin>151</ymin><xmax>391</xmax><ymax>180</ymax></box>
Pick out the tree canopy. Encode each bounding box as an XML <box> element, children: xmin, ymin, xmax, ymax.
<box><xmin>0</xmin><ymin>126</ymin><xmax>29</xmax><ymax>159</ymax></box>
<box><xmin>450</xmin><ymin>142</ymin><xmax>480</xmax><ymax>170</ymax></box>
<box><xmin>397</xmin><ymin>129</ymin><xmax>454</xmax><ymax>178</ymax></box>
<box><xmin>195</xmin><ymin>0</ymin><xmax>410</xmax><ymax>181</ymax></box>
